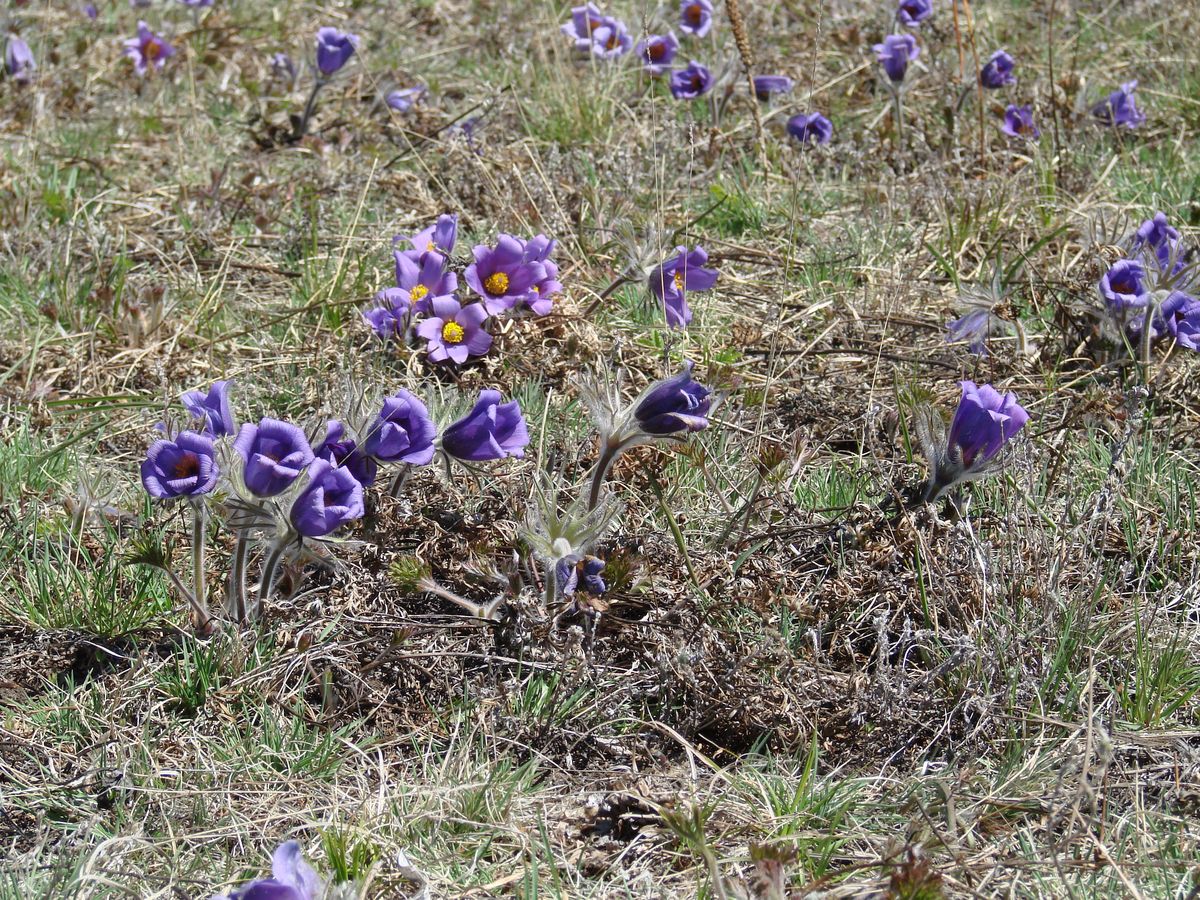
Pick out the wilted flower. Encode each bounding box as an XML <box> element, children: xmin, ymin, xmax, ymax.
<box><xmin>124</xmin><ymin>21</ymin><xmax>175</xmax><ymax>75</ymax></box>
<box><xmin>441</xmin><ymin>390</ymin><xmax>529</xmax><ymax>461</ymax></box>
<box><xmin>386</xmin><ymin>86</ymin><xmax>424</xmax><ymax>112</ymax></box>
<box><xmin>1001</xmin><ymin>104</ymin><xmax>1039</xmax><ymax>140</ymax></box>
<box><xmin>315</xmin><ymin>27</ymin><xmax>358</xmax><ymax>78</ymax></box>
<box><xmin>753</xmin><ymin>75</ymin><xmax>793</xmax><ymax>100</ymax></box>
<box><xmin>679</xmin><ymin>0</ymin><xmax>714</xmax><ymax>37</ymax></box>
<box><xmin>141</xmin><ymin>431</ymin><xmax>218</xmax><ymax>498</ymax></box>
<box><xmin>786</xmin><ymin>112</ymin><xmax>833</xmax><ymax>145</ymax></box>
<box><xmin>315</xmin><ymin>420</ymin><xmax>378</xmax><ymax>487</ymax></box>
<box><xmin>979</xmin><ymin>50</ymin><xmax>1015</xmax><ymax>88</ymax></box>
<box><xmin>1099</xmin><ymin>259</ymin><xmax>1149</xmax><ymax>313</ymax></box>
<box><xmin>649</xmin><ymin>245</ymin><xmax>719</xmax><ymax>329</ymax></box>
<box><xmin>289</xmin><ymin>460</ymin><xmax>364</xmax><ymax>538</ymax></box>
<box><xmin>415</xmin><ymin>297</ymin><xmax>492</xmax><ymax>363</ymax></box>
<box><xmin>634</xmin><ymin>363</ymin><xmax>713</xmax><ymax>435</ymax></box>
<box><xmin>394</xmin><ymin>248</ymin><xmax>457</xmax><ymax>307</ymax></box>
<box><xmin>181</xmin><ymin>380</ymin><xmax>237</xmax><ymax>438</ymax></box>
<box><xmin>465</xmin><ymin>235</ymin><xmax>545</xmax><ymax>314</ymax></box>
<box><xmin>669</xmin><ymin>60</ymin><xmax>713</xmax><ymax>99</ymax></box>
<box><xmin>360</xmin><ymin>390</ymin><xmax>437</xmax><ymax>466</ymax></box>
<box><xmin>1092</xmin><ymin>80</ymin><xmax>1145</xmax><ymax>130</ymax></box>
<box><xmin>556</xmin><ymin>555</ymin><xmax>606</xmax><ymax>596</ymax></box>
<box><xmin>874</xmin><ymin>34</ymin><xmax>919</xmax><ymax>83</ymax></box>
<box><xmin>5</xmin><ymin>36</ymin><xmax>35</xmax><ymax>85</ymax></box>
<box><xmin>636</xmin><ymin>32</ymin><xmax>679</xmax><ymax>75</ymax></box>
<box><xmin>214</xmin><ymin>841</ymin><xmax>323</xmax><ymax>900</ymax></box>
<box><xmin>271</xmin><ymin>52</ymin><xmax>297</xmax><ymax>83</ymax></box>
<box><xmin>233</xmin><ymin>418</ymin><xmax>314</xmax><ymax>497</ymax></box>
<box><xmin>896</xmin><ymin>0</ymin><xmax>932</xmax><ymax>26</ymax></box>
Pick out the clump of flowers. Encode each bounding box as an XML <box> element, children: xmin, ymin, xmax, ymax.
<box><xmin>124</xmin><ymin>21</ymin><xmax>174</xmax><ymax>75</ymax></box>
<box><xmin>648</xmin><ymin>246</ymin><xmax>719</xmax><ymax>328</ymax></box>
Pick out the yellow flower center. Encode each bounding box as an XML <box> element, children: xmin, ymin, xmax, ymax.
<box><xmin>673</xmin><ymin>271</ymin><xmax>684</xmax><ymax>290</ymax></box>
<box><xmin>442</xmin><ymin>321</ymin><xmax>465</xmax><ymax>343</ymax></box>
<box><xmin>426</xmin><ymin>240</ymin><xmax>435</xmax><ymax>251</ymax></box>
<box><xmin>484</xmin><ymin>271</ymin><xmax>510</xmax><ymax>296</ymax></box>
<box><xmin>410</xmin><ymin>284</ymin><xmax>428</xmax><ymax>302</ymax></box>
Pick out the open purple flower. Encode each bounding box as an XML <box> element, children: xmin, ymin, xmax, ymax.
<box><xmin>215</xmin><ymin>841</ymin><xmax>324</xmax><ymax>900</ymax></box>
<box><xmin>404</xmin><ymin>214</ymin><xmax>458</xmax><ymax>260</ymax></box>
<box><xmin>233</xmin><ymin>418</ymin><xmax>314</xmax><ymax>498</ymax></box>
<box><xmin>517</xmin><ymin>236</ymin><xmax>562</xmax><ymax>315</ymax></box>
<box><xmin>315</xmin><ymin>420</ymin><xmax>378</xmax><ymax>487</ymax></box>
<box><xmin>361</xmin><ymin>390</ymin><xmax>437</xmax><ymax>466</ymax></box>
<box><xmin>1092</xmin><ymin>80</ymin><xmax>1145</xmax><ymax>130</ymax></box>
<box><xmin>874</xmin><ymin>34</ymin><xmax>919</xmax><ymax>83</ymax></box>
<box><xmin>1099</xmin><ymin>259</ymin><xmax>1149</xmax><ymax>313</ymax></box>
<box><xmin>394</xmin><ymin>249</ymin><xmax>457</xmax><ymax>309</ymax></box>
<box><xmin>947</xmin><ymin>381</ymin><xmax>1028</xmax><ymax>468</ymax></box>
<box><xmin>124</xmin><ymin>22</ymin><xmax>175</xmax><ymax>75</ymax></box>
<box><xmin>465</xmin><ymin>235</ymin><xmax>545</xmax><ymax>314</ymax></box>
<box><xmin>634</xmin><ymin>362</ymin><xmax>712</xmax><ymax>435</ymax></box>
<box><xmin>181</xmin><ymin>381</ymin><xmax>237</xmax><ymax>438</ymax></box>
<box><xmin>315</xmin><ymin>27</ymin><xmax>358</xmax><ymax>78</ymax></box>
<box><xmin>1162</xmin><ymin>292</ymin><xmax>1200</xmax><ymax>351</ymax></box>
<box><xmin>669</xmin><ymin>60</ymin><xmax>713</xmax><ymax>99</ymax></box>
<box><xmin>946</xmin><ymin>308</ymin><xmax>993</xmax><ymax>355</ymax></box>
<box><xmin>556</xmin><ymin>555</ymin><xmax>606</xmax><ymax>596</ymax></box>
<box><xmin>590</xmin><ymin>17</ymin><xmax>633</xmax><ymax>58</ymax></box>
<box><xmin>679</xmin><ymin>0</ymin><xmax>714</xmax><ymax>37</ymax></box>
<box><xmin>636</xmin><ymin>33</ymin><xmax>679</xmax><ymax>75</ymax></box>
<box><xmin>1001</xmin><ymin>104</ymin><xmax>1039</xmax><ymax>140</ymax></box>
<box><xmin>5</xmin><ymin>36</ymin><xmax>35</xmax><ymax>85</ymax></box>
<box><xmin>442</xmin><ymin>390</ymin><xmax>529</xmax><ymax>461</ymax></box>
<box><xmin>271</xmin><ymin>52</ymin><xmax>297</xmax><ymax>83</ymax></box>
<box><xmin>415</xmin><ymin>297</ymin><xmax>492</xmax><ymax>364</ymax></box>
<box><xmin>1132</xmin><ymin>212</ymin><xmax>1183</xmax><ymax>273</ymax></box>
<box><xmin>897</xmin><ymin>0</ymin><xmax>932</xmax><ymax>26</ymax></box>
<box><xmin>649</xmin><ymin>246</ymin><xmax>718</xmax><ymax>329</ymax></box>
<box><xmin>386</xmin><ymin>86</ymin><xmax>424</xmax><ymax>112</ymax></box>
<box><xmin>786</xmin><ymin>112</ymin><xmax>833</xmax><ymax>145</ymax></box>
<box><xmin>141</xmin><ymin>431</ymin><xmax>218</xmax><ymax>499</ymax></box>
<box><xmin>289</xmin><ymin>460</ymin><xmax>364</xmax><ymax>538</ymax></box>
<box><xmin>561</xmin><ymin>3</ymin><xmax>606</xmax><ymax>49</ymax></box>
<box><xmin>979</xmin><ymin>50</ymin><xmax>1015</xmax><ymax>88</ymax></box>
<box><xmin>753</xmin><ymin>75</ymin><xmax>793</xmax><ymax>100</ymax></box>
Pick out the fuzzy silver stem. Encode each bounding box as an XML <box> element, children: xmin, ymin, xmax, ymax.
<box><xmin>388</xmin><ymin>463</ymin><xmax>411</xmax><ymax>499</ymax></box>
<box><xmin>227</xmin><ymin>532</ymin><xmax>249</xmax><ymax>623</ymax></box>
<box><xmin>255</xmin><ymin>534</ymin><xmax>295</xmax><ymax>620</ymax></box>
<box><xmin>190</xmin><ymin>502</ymin><xmax>211</xmax><ymax>632</ymax></box>
<box><xmin>295</xmin><ymin>79</ymin><xmax>326</xmax><ymax>140</ymax></box>
<box><xmin>587</xmin><ymin>440</ymin><xmax>624</xmax><ymax>512</ymax></box>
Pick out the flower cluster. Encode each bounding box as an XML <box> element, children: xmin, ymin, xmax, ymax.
<box><xmin>363</xmin><ymin>215</ymin><xmax>563</xmax><ymax>364</ymax></box>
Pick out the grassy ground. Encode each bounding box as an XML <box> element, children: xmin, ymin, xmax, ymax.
<box><xmin>3</xmin><ymin>0</ymin><xmax>1200</xmax><ymax>897</ymax></box>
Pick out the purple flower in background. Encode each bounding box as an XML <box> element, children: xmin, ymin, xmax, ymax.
<box><xmin>591</xmin><ymin>17</ymin><xmax>633</xmax><ymax>58</ymax></box>
<box><xmin>946</xmin><ymin>308</ymin><xmax>993</xmax><ymax>355</ymax></box>
<box><xmin>362</xmin><ymin>289</ymin><xmax>414</xmax><ymax>339</ymax></box>
<box><xmin>315</xmin><ymin>27</ymin><xmax>358</xmax><ymax>78</ymax></box>
<box><xmin>669</xmin><ymin>60</ymin><xmax>713</xmax><ymax>99</ymax></box>
<box><xmin>634</xmin><ymin>363</ymin><xmax>712</xmax><ymax>435</ymax></box>
<box><xmin>1092</xmin><ymin>80</ymin><xmax>1145</xmax><ymax>129</ymax></box>
<box><xmin>561</xmin><ymin>3</ymin><xmax>606</xmax><ymax>49</ymax></box>
<box><xmin>649</xmin><ymin>246</ymin><xmax>719</xmax><ymax>329</ymax></box>
<box><xmin>1132</xmin><ymin>212</ymin><xmax>1183</xmax><ymax>273</ymax></box>
<box><xmin>786</xmin><ymin>112</ymin><xmax>833</xmax><ymax>145</ymax></box>
<box><xmin>1001</xmin><ymin>104</ymin><xmax>1039</xmax><ymax>140</ymax></box>
<box><xmin>181</xmin><ymin>380</ymin><xmax>237</xmax><ymax>438</ymax></box>
<box><xmin>233</xmin><ymin>418</ymin><xmax>314</xmax><ymax>498</ymax></box>
<box><xmin>465</xmin><ymin>235</ymin><xmax>544</xmax><ymax>314</ymax></box>
<box><xmin>874</xmin><ymin>34</ymin><xmax>919</xmax><ymax>83</ymax></box>
<box><xmin>404</xmin><ymin>214</ymin><xmax>458</xmax><ymax>260</ymax></box>
<box><xmin>679</xmin><ymin>0</ymin><xmax>714</xmax><ymax>37</ymax></box>
<box><xmin>1099</xmin><ymin>259</ymin><xmax>1149</xmax><ymax>312</ymax></box>
<box><xmin>5</xmin><ymin>36</ymin><xmax>35</xmax><ymax>85</ymax></box>
<box><xmin>289</xmin><ymin>460</ymin><xmax>364</xmax><ymax>538</ymax></box>
<box><xmin>361</xmin><ymin>390</ymin><xmax>437</xmax><ymax>466</ymax></box>
<box><xmin>84</xmin><ymin>3</ymin><xmax>99</xmax><ymax>18</ymax></box>
<box><xmin>441</xmin><ymin>390</ymin><xmax>529</xmax><ymax>461</ymax></box>
<box><xmin>947</xmin><ymin>381</ymin><xmax>1028</xmax><ymax>468</ymax></box>
<box><xmin>520</xmin><ymin>236</ymin><xmax>562</xmax><ymax>315</ymax></box>
<box><xmin>179</xmin><ymin>0</ymin><xmax>214</xmax><ymax>7</ymax></box>
<box><xmin>271</xmin><ymin>52</ymin><xmax>297</xmax><ymax>83</ymax></box>
<box><xmin>1162</xmin><ymin>291</ymin><xmax>1200</xmax><ymax>351</ymax></box>
<box><xmin>140</xmin><ymin>431</ymin><xmax>218</xmax><ymax>499</ymax></box>
<box><xmin>979</xmin><ymin>50</ymin><xmax>1015</xmax><ymax>88</ymax></box>
<box><xmin>215</xmin><ymin>841</ymin><xmax>323</xmax><ymax>900</ymax></box>
<box><xmin>896</xmin><ymin>0</ymin><xmax>932</xmax><ymax>26</ymax></box>
<box><xmin>315</xmin><ymin>421</ymin><xmax>377</xmax><ymax>487</ymax></box>
<box><xmin>556</xmin><ymin>555</ymin><xmax>606</xmax><ymax>596</ymax></box>
<box><xmin>124</xmin><ymin>22</ymin><xmax>175</xmax><ymax>75</ymax></box>
<box><xmin>386</xmin><ymin>86</ymin><xmax>424</xmax><ymax>112</ymax></box>
<box><xmin>394</xmin><ymin>250</ymin><xmax>457</xmax><ymax>308</ymax></box>
<box><xmin>753</xmin><ymin>75</ymin><xmax>794</xmax><ymax>100</ymax></box>
<box><xmin>636</xmin><ymin>33</ymin><xmax>679</xmax><ymax>75</ymax></box>
<box><xmin>415</xmin><ymin>297</ymin><xmax>492</xmax><ymax>364</ymax></box>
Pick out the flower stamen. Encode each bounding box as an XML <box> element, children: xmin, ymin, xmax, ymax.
<box><xmin>442</xmin><ymin>321</ymin><xmax>465</xmax><ymax>344</ymax></box>
<box><xmin>484</xmin><ymin>272</ymin><xmax>510</xmax><ymax>296</ymax></box>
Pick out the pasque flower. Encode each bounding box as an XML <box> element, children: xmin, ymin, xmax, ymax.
<box><xmin>669</xmin><ymin>60</ymin><xmax>713</xmax><ymax>99</ymax></box>
<box><xmin>753</xmin><ymin>75</ymin><xmax>793</xmax><ymax>100</ymax></box>
<box><xmin>233</xmin><ymin>418</ymin><xmax>314</xmax><ymax>497</ymax></box>
<box><xmin>1092</xmin><ymin>80</ymin><xmax>1145</xmax><ymax>129</ymax></box>
<box><xmin>1099</xmin><ymin>259</ymin><xmax>1149</xmax><ymax>312</ymax></box>
<box><xmin>1162</xmin><ymin>291</ymin><xmax>1200</xmax><ymax>351</ymax></box>
<box><xmin>181</xmin><ymin>381</ymin><xmax>237</xmax><ymax>438</ymax></box>
<box><xmin>141</xmin><ymin>431</ymin><xmax>218</xmax><ymax>498</ymax></box>
<box><xmin>465</xmin><ymin>235</ymin><xmax>545</xmax><ymax>314</ymax></box>
<box><xmin>679</xmin><ymin>0</ymin><xmax>714</xmax><ymax>37</ymax></box>
<box><xmin>362</xmin><ymin>288</ymin><xmax>414</xmax><ymax>339</ymax></box>
<box><xmin>404</xmin><ymin>214</ymin><xmax>458</xmax><ymax>260</ymax></box>
<box><xmin>289</xmin><ymin>460</ymin><xmax>365</xmax><ymax>538</ymax></box>
<box><xmin>415</xmin><ymin>296</ymin><xmax>492</xmax><ymax>363</ymax></box>
<box><xmin>215</xmin><ymin>841</ymin><xmax>323</xmax><ymax>900</ymax></box>
<box><xmin>394</xmin><ymin>248</ymin><xmax>457</xmax><ymax>309</ymax></box>
<box><xmin>637</xmin><ymin>33</ymin><xmax>679</xmax><ymax>75</ymax></box>
<box><xmin>634</xmin><ymin>363</ymin><xmax>713</xmax><ymax>435</ymax></box>
<box><xmin>786</xmin><ymin>112</ymin><xmax>833</xmax><ymax>145</ymax></box>
<box><xmin>979</xmin><ymin>50</ymin><xmax>1015</xmax><ymax>88</ymax></box>
<box><xmin>562</xmin><ymin>3</ymin><xmax>605</xmax><ymax>48</ymax></box>
<box><xmin>1131</xmin><ymin>212</ymin><xmax>1183</xmax><ymax>273</ymax></box>
<box><xmin>518</xmin><ymin>236</ymin><xmax>562</xmax><ymax>315</ymax></box>
<box><xmin>649</xmin><ymin>246</ymin><xmax>719</xmax><ymax>329</ymax></box>
<box><xmin>386</xmin><ymin>86</ymin><xmax>424</xmax><ymax>112</ymax></box>
<box><xmin>874</xmin><ymin>34</ymin><xmax>919</xmax><ymax>83</ymax></box>
<box><xmin>315</xmin><ymin>420</ymin><xmax>378</xmax><ymax>487</ymax></box>
<box><xmin>315</xmin><ymin>27</ymin><xmax>358</xmax><ymax>78</ymax></box>
<box><xmin>271</xmin><ymin>52</ymin><xmax>297</xmax><ymax>83</ymax></box>
<box><xmin>441</xmin><ymin>390</ymin><xmax>529</xmax><ymax>461</ymax></box>
<box><xmin>897</xmin><ymin>0</ymin><xmax>932</xmax><ymax>26</ymax></box>
<box><xmin>556</xmin><ymin>555</ymin><xmax>606</xmax><ymax>596</ymax></box>
<box><xmin>5</xmin><ymin>36</ymin><xmax>35</xmax><ymax>85</ymax></box>
<box><xmin>1001</xmin><ymin>104</ymin><xmax>1039</xmax><ymax>140</ymax></box>
<box><xmin>589</xmin><ymin>17</ymin><xmax>633</xmax><ymax>58</ymax></box>
<box><xmin>124</xmin><ymin>21</ymin><xmax>175</xmax><ymax>74</ymax></box>
<box><xmin>361</xmin><ymin>390</ymin><xmax>437</xmax><ymax>465</ymax></box>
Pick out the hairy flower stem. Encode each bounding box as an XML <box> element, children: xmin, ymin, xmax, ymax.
<box><xmin>255</xmin><ymin>535</ymin><xmax>295</xmax><ymax>619</ymax></box>
<box><xmin>388</xmin><ymin>463</ymin><xmax>411</xmax><ymax>498</ymax></box>
<box><xmin>543</xmin><ymin>563</ymin><xmax>558</xmax><ymax>609</ymax></box>
<box><xmin>227</xmin><ymin>533</ymin><xmax>249</xmax><ymax>623</ymax></box>
<box><xmin>190</xmin><ymin>503</ymin><xmax>211</xmax><ymax>632</ymax></box>
<box><xmin>891</xmin><ymin>90</ymin><xmax>906</xmax><ymax>164</ymax></box>
<box><xmin>587</xmin><ymin>440</ymin><xmax>625</xmax><ymax>511</ymax></box>
<box><xmin>294</xmin><ymin>79</ymin><xmax>327</xmax><ymax>141</ymax></box>
<box><xmin>1138</xmin><ymin>294</ymin><xmax>1163</xmax><ymax>382</ymax></box>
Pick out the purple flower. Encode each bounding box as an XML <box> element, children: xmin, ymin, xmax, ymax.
<box><xmin>1162</xmin><ymin>291</ymin><xmax>1200</xmax><ymax>351</ymax></box>
<box><xmin>634</xmin><ymin>363</ymin><xmax>712</xmax><ymax>435</ymax></box>
<box><xmin>649</xmin><ymin>246</ymin><xmax>719</xmax><ymax>329</ymax></box>
<box><xmin>1092</xmin><ymin>80</ymin><xmax>1145</xmax><ymax>130</ymax></box>
<box><xmin>404</xmin><ymin>214</ymin><xmax>458</xmax><ymax>259</ymax></box>
<box><xmin>289</xmin><ymin>460</ymin><xmax>364</xmax><ymax>538</ymax></box>
<box><xmin>679</xmin><ymin>0</ymin><xmax>714</xmax><ymax>37</ymax></box>
<box><xmin>786</xmin><ymin>112</ymin><xmax>833</xmax><ymax>145</ymax></box>
<box><xmin>979</xmin><ymin>50</ymin><xmax>1015</xmax><ymax>89</ymax></box>
<box><xmin>556</xmin><ymin>555</ymin><xmax>606</xmax><ymax>596</ymax></box>
<box><xmin>441</xmin><ymin>390</ymin><xmax>529</xmax><ymax>461</ymax></box>
<box><xmin>669</xmin><ymin>60</ymin><xmax>713</xmax><ymax>99</ymax></box>
<box><xmin>84</xmin><ymin>3</ymin><xmax>99</xmax><ymax>18</ymax></box>
<box><xmin>140</xmin><ymin>431</ymin><xmax>218</xmax><ymax>499</ymax></box>
<box><xmin>233</xmin><ymin>418</ymin><xmax>314</xmax><ymax>498</ymax></box>
<box><xmin>215</xmin><ymin>841</ymin><xmax>323</xmax><ymax>900</ymax></box>
<box><xmin>465</xmin><ymin>235</ymin><xmax>545</xmax><ymax>314</ymax></box>
<box><xmin>874</xmin><ymin>34</ymin><xmax>919</xmax><ymax>83</ymax></box>
<box><xmin>947</xmin><ymin>381</ymin><xmax>1028</xmax><ymax>467</ymax></box>
<box><xmin>360</xmin><ymin>390</ymin><xmax>437</xmax><ymax>466</ymax></box>
<box><xmin>179</xmin><ymin>0</ymin><xmax>213</xmax><ymax>7</ymax></box>
<box><xmin>362</xmin><ymin>288</ymin><xmax>414</xmax><ymax>339</ymax></box>
<box><xmin>590</xmin><ymin>17</ymin><xmax>633</xmax><ymax>58</ymax></box>
<box><xmin>415</xmin><ymin>297</ymin><xmax>492</xmax><ymax>364</ymax></box>
<box><xmin>271</xmin><ymin>52</ymin><xmax>297</xmax><ymax>83</ymax></box>
<box><xmin>1132</xmin><ymin>212</ymin><xmax>1183</xmax><ymax>273</ymax></box>
<box><xmin>519</xmin><ymin>236</ymin><xmax>562</xmax><ymax>315</ymax></box>
<box><xmin>315</xmin><ymin>420</ymin><xmax>378</xmax><ymax>487</ymax></box>
<box><xmin>5</xmin><ymin>36</ymin><xmax>35</xmax><ymax>85</ymax></box>
<box><xmin>753</xmin><ymin>75</ymin><xmax>793</xmax><ymax>100</ymax></box>
<box><xmin>561</xmin><ymin>3</ymin><xmax>606</xmax><ymax>49</ymax></box>
<box><xmin>636</xmin><ymin>33</ymin><xmax>679</xmax><ymax>76</ymax></box>
<box><xmin>315</xmin><ymin>27</ymin><xmax>358</xmax><ymax>78</ymax></box>
<box><xmin>896</xmin><ymin>0</ymin><xmax>932</xmax><ymax>26</ymax></box>
<box><xmin>386</xmin><ymin>86</ymin><xmax>424</xmax><ymax>112</ymax></box>
<box><xmin>1099</xmin><ymin>259</ymin><xmax>1149</xmax><ymax>312</ymax></box>
<box><xmin>181</xmin><ymin>380</ymin><xmax>237</xmax><ymax>438</ymax></box>
<box><xmin>124</xmin><ymin>22</ymin><xmax>175</xmax><ymax>75</ymax></box>
<box><xmin>946</xmin><ymin>308</ymin><xmax>993</xmax><ymax>355</ymax></box>
<box><xmin>394</xmin><ymin>249</ymin><xmax>457</xmax><ymax>308</ymax></box>
<box><xmin>1001</xmin><ymin>104</ymin><xmax>1039</xmax><ymax>140</ymax></box>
